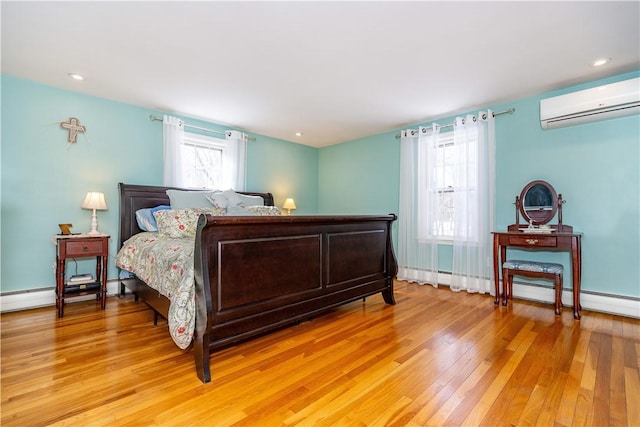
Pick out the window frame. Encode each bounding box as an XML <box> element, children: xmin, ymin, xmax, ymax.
<box><xmin>422</xmin><ymin>129</ymin><xmax>481</xmax><ymax>244</ymax></box>
<box><xmin>180</xmin><ymin>132</ymin><xmax>226</xmax><ymax>190</ymax></box>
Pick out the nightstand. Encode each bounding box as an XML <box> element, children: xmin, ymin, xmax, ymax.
<box><xmin>54</xmin><ymin>234</ymin><xmax>110</xmax><ymax>317</ymax></box>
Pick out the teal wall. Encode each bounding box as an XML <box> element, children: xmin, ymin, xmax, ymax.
<box><xmin>318</xmin><ymin>130</ymin><xmax>399</xmax><ymax>215</ymax></box>
<box><xmin>1</xmin><ymin>75</ymin><xmax>318</xmax><ymax>293</ymax></box>
<box><xmin>319</xmin><ymin>71</ymin><xmax>640</xmax><ymax>298</ymax></box>
<box><xmin>2</xmin><ymin>71</ymin><xmax>639</xmax><ymax>299</ymax></box>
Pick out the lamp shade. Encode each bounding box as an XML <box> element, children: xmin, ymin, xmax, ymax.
<box><xmin>282</xmin><ymin>198</ymin><xmax>296</xmax><ymax>210</ymax></box>
<box><xmin>81</xmin><ymin>192</ymin><xmax>107</xmax><ymax>210</ymax></box>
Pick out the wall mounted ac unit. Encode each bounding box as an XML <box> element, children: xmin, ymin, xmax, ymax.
<box><xmin>540</xmin><ymin>77</ymin><xmax>640</xmax><ymax>129</ymax></box>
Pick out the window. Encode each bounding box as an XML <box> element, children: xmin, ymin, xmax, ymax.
<box><xmin>163</xmin><ymin>116</ymin><xmax>246</xmax><ymax>190</ymax></box>
<box><xmin>180</xmin><ymin>132</ymin><xmax>225</xmax><ymax>189</ymax></box>
<box><xmin>420</xmin><ymin>128</ymin><xmax>480</xmax><ymax>242</ymax></box>
<box><xmin>430</xmin><ymin>131</ymin><xmax>455</xmax><ymax>239</ymax></box>
<box><xmin>398</xmin><ymin>112</ymin><xmax>494</xmax><ymax>292</ymax></box>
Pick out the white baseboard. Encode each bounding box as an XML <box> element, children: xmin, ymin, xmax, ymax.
<box><xmin>511</xmin><ymin>280</ymin><xmax>640</xmax><ymax>319</ymax></box>
<box><xmin>3</xmin><ymin>277</ymin><xmax>639</xmax><ymax>319</ymax></box>
<box><xmin>404</xmin><ymin>271</ymin><xmax>640</xmax><ymax>319</ymax></box>
<box><xmin>0</xmin><ymin>280</ymin><xmax>125</xmax><ymax>313</ymax></box>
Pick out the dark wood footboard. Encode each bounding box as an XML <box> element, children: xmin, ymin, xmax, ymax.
<box><xmin>193</xmin><ymin>215</ymin><xmax>397</xmax><ymax>383</ymax></box>
<box><xmin>117</xmin><ymin>183</ymin><xmax>397</xmax><ymax>384</ymax></box>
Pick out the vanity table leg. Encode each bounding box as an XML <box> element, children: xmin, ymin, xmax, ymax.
<box><xmin>492</xmin><ymin>234</ymin><xmax>500</xmax><ymax>305</ymax></box>
<box><xmin>577</xmin><ymin>237</ymin><xmax>582</xmax><ymax>311</ymax></box>
<box><xmin>571</xmin><ymin>236</ymin><xmax>582</xmax><ymax>320</ymax></box>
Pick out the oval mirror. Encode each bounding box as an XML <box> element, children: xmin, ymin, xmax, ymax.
<box><xmin>519</xmin><ymin>180</ymin><xmax>557</xmax><ymax>225</ymax></box>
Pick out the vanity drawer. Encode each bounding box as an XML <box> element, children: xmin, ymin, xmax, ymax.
<box><xmin>508</xmin><ymin>235</ymin><xmax>557</xmax><ymax>247</ymax></box>
<box><xmin>64</xmin><ymin>240</ymin><xmax>105</xmax><ymax>257</ymax></box>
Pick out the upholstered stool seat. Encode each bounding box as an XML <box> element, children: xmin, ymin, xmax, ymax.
<box><xmin>502</xmin><ymin>260</ymin><xmax>564</xmax><ymax>315</ymax></box>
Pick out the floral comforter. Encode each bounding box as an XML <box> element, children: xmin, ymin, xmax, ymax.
<box><xmin>116</xmin><ymin>204</ymin><xmax>282</xmax><ymax>349</ymax></box>
<box><xmin>116</xmin><ymin>232</ymin><xmax>196</xmax><ymax>349</ymax></box>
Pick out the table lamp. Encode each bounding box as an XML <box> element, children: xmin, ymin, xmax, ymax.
<box><xmin>81</xmin><ymin>191</ymin><xmax>107</xmax><ymax>235</ymax></box>
<box><xmin>282</xmin><ymin>198</ymin><xmax>296</xmax><ymax>215</ymax></box>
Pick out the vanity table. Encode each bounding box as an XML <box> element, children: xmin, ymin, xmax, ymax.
<box><xmin>493</xmin><ymin>180</ymin><xmax>583</xmax><ymax>319</ymax></box>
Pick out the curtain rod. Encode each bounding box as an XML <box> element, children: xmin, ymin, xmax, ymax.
<box><xmin>395</xmin><ymin>107</ymin><xmax>515</xmax><ymax>139</ymax></box>
<box><xmin>149</xmin><ymin>115</ymin><xmax>256</xmax><ymax>141</ymax></box>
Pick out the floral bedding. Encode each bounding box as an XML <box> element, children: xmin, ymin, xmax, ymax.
<box><xmin>116</xmin><ymin>205</ymin><xmax>282</xmax><ymax>349</ymax></box>
<box><xmin>116</xmin><ymin>232</ymin><xmax>196</xmax><ymax>349</ymax></box>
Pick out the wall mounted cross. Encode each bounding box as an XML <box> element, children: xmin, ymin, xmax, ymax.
<box><xmin>60</xmin><ymin>117</ymin><xmax>86</xmax><ymax>143</ymax></box>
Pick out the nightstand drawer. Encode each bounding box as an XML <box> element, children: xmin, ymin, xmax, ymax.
<box><xmin>65</xmin><ymin>240</ymin><xmax>105</xmax><ymax>256</ymax></box>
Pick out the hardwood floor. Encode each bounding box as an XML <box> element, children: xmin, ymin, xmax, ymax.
<box><xmin>2</xmin><ymin>280</ymin><xmax>638</xmax><ymax>426</ymax></box>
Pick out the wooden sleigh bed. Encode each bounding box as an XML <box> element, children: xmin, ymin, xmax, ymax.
<box><xmin>117</xmin><ymin>183</ymin><xmax>398</xmax><ymax>383</ymax></box>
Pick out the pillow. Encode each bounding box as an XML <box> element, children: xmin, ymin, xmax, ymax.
<box><xmin>206</xmin><ymin>191</ymin><xmax>230</xmax><ymax>209</ymax></box>
<box><xmin>206</xmin><ymin>190</ymin><xmax>265</xmax><ymax>209</ymax></box>
<box><xmin>247</xmin><ymin>206</ymin><xmax>281</xmax><ymax>216</ymax></box>
<box><xmin>225</xmin><ymin>205</ymin><xmax>258</xmax><ymax>216</ymax></box>
<box><xmin>166</xmin><ymin>189</ymin><xmax>216</xmax><ymax>208</ymax></box>
<box><xmin>222</xmin><ymin>190</ymin><xmax>244</xmax><ymax>206</ymax></box>
<box><xmin>154</xmin><ymin>207</ymin><xmax>225</xmax><ymax>238</ymax></box>
<box><xmin>237</xmin><ymin>192</ymin><xmax>264</xmax><ymax>207</ymax></box>
<box><xmin>135</xmin><ymin>205</ymin><xmax>171</xmax><ymax>231</ymax></box>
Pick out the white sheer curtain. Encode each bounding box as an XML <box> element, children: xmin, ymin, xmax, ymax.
<box><xmin>162</xmin><ymin>115</ymin><xmax>185</xmax><ymax>187</ymax></box>
<box><xmin>222</xmin><ymin>130</ymin><xmax>247</xmax><ymax>191</ymax></box>
<box><xmin>163</xmin><ymin>116</ymin><xmax>246</xmax><ymax>190</ymax></box>
<box><xmin>398</xmin><ymin>111</ymin><xmax>495</xmax><ymax>294</ymax></box>
<box><xmin>398</xmin><ymin>126</ymin><xmax>440</xmax><ymax>286</ymax></box>
<box><xmin>450</xmin><ymin>111</ymin><xmax>495</xmax><ymax>293</ymax></box>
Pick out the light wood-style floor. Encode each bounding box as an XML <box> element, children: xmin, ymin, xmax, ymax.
<box><xmin>2</xmin><ymin>280</ymin><xmax>639</xmax><ymax>426</ymax></box>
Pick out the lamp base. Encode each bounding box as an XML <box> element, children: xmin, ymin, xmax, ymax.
<box><xmin>88</xmin><ymin>209</ymin><xmax>100</xmax><ymax>235</ymax></box>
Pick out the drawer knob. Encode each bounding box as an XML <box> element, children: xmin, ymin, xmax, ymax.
<box><xmin>83</xmin><ymin>246</ymin><xmax>89</xmax><ymax>252</ymax></box>
<box><xmin>525</xmin><ymin>238</ymin><xmax>538</xmax><ymax>245</ymax></box>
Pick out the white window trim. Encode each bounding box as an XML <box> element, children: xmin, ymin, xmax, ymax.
<box><xmin>183</xmin><ymin>132</ymin><xmax>225</xmax><ymax>150</ymax></box>
<box><xmin>423</xmin><ymin>130</ymin><xmax>481</xmax><ymax>245</ymax></box>
<box><xmin>181</xmin><ymin>132</ymin><xmax>225</xmax><ymax>190</ymax></box>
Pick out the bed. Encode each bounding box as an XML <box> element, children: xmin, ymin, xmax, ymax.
<box><xmin>117</xmin><ymin>183</ymin><xmax>398</xmax><ymax>383</ymax></box>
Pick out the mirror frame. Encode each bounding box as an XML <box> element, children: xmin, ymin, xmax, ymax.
<box><xmin>519</xmin><ymin>180</ymin><xmax>558</xmax><ymax>225</ymax></box>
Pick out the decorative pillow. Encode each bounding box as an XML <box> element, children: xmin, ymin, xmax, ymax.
<box><xmin>166</xmin><ymin>189</ymin><xmax>216</xmax><ymax>208</ymax></box>
<box><xmin>154</xmin><ymin>207</ymin><xmax>225</xmax><ymax>238</ymax></box>
<box><xmin>226</xmin><ymin>205</ymin><xmax>258</xmax><ymax>216</ymax></box>
<box><xmin>237</xmin><ymin>193</ymin><xmax>264</xmax><ymax>207</ymax></box>
<box><xmin>222</xmin><ymin>190</ymin><xmax>244</xmax><ymax>206</ymax></box>
<box><xmin>247</xmin><ymin>206</ymin><xmax>282</xmax><ymax>216</ymax></box>
<box><xmin>206</xmin><ymin>191</ymin><xmax>230</xmax><ymax>208</ymax></box>
<box><xmin>206</xmin><ymin>190</ymin><xmax>265</xmax><ymax>209</ymax></box>
<box><xmin>135</xmin><ymin>205</ymin><xmax>171</xmax><ymax>231</ymax></box>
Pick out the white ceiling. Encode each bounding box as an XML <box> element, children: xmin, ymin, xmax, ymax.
<box><xmin>2</xmin><ymin>1</ymin><xmax>639</xmax><ymax>147</ymax></box>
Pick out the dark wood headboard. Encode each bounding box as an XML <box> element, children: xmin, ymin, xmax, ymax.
<box><xmin>118</xmin><ymin>183</ymin><xmax>275</xmax><ymax>247</ymax></box>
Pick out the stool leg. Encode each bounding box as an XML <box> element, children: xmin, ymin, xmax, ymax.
<box><xmin>502</xmin><ymin>268</ymin><xmax>509</xmax><ymax>306</ymax></box>
<box><xmin>554</xmin><ymin>274</ymin><xmax>562</xmax><ymax>315</ymax></box>
<box><xmin>559</xmin><ymin>274</ymin><xmax>564</xmax><ymax>309</ymax></box>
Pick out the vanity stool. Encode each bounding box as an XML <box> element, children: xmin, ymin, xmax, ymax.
<box><xmin>502</xmin><ymin>260</ymin><xmax>564</xmax><ymax>315</ymax></box>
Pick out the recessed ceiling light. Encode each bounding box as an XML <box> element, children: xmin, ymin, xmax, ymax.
<box><xmin>68</xmin><ymin>73</ymin><xmax>85</xmax><ymax>81</ymax></box>
<box><xmin>591</xmin><ymin>58</ymin><xmax>611</xmax><ymax>67</ymax></box>
<box><xmin>295</xmin><ymin>132</ymin><xmax>303</xmax><ymax>137</ymax></box>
